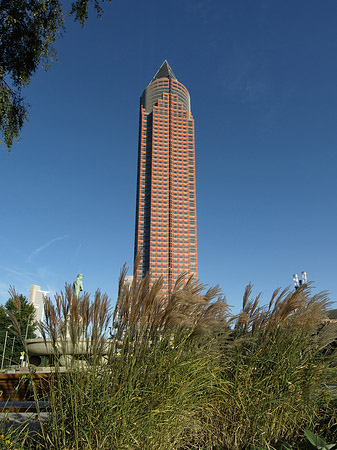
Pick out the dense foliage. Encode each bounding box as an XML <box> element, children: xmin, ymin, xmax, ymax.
<box><xmin>1</xmin><ymin>270</ymin><xmax>337</xmax><ymax>449</ymax></box>
<box><xmin>0</xmin><ymin>0</ymin><xmax>111</xmax><ymax>151</ymax></box>
<box><xmin>0</xmin><ymin>288</ymin><xmax>36</xmax><ymax>366</ymax></box>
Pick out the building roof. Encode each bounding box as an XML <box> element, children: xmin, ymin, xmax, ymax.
<box><xmin>152</xmin><ymin>60</ymin><xmax>177</xmax><ymax>81</ymax></box>
<box><xmin>328</xmin><ymin>309</ymin><xmax>337</xmax><ymax>320</ymax></box>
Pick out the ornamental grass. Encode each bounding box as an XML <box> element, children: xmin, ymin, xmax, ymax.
<box><xmin>2</xmin><ymin>266</ymin><xmax>337</xmax><ymax>449</ymax></box>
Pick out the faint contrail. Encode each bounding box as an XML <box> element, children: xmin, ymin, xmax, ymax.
<box><xmin>0</xmin><ymin>266</ymin><xmax>33</xmax><ymax>279</ymax></box>
<box><xmin>71</xmin><ymin>243</ymin><xmax>82</xmax><ymax>263</ymax></box>
<box><xmin>26</xmin><ymin>235</ymin><xmax>69</xmax><ymax>262</ymax></box>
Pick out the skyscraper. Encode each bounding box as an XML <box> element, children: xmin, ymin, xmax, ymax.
<box><xmin>134</xmin><ymin>61</ymin><xmax>197</xmax><ymax>295</ymax></box>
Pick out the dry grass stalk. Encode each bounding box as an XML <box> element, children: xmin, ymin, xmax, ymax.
<box><xmin>4</xmin><ymin>286</ymin><xmax>22</xmax><ymax>339</ymax></box>
<box><xmin>4</xmin><ymin>271</ymin><xmax>337</xmax><ymax>450</ymax></box>
<box><xmin>40</xmin><ymin>284</ymin><xmax>112</xmax><ymax>365</ymax></box>
<box><xmin>113</xmin><ymin>260</ymin><xmax>230</xmax><ymax>347</ymax></box>
<box><xmin>234</xmin><ymin>282</ymin><xmax>332</xmax><ymax>337</ymax></box>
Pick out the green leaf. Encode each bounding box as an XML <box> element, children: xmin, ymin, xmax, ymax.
<box><xmin>278</xmin><ymin>443</ymin><xmax>293</xmax><ymax>450</ymax></box>
<box><xmin>303</xmin><ymin>429</ymin><xmax>335</xmax><ymax>450</ymax></box>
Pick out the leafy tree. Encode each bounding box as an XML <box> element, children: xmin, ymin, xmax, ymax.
<box><xmin>0</xmin><ymin>288</ymin><xmax>37</xmax><ymax>367</ymax></box>
<box><xmin>0</xmin><ymin>0</ymin><xmax>111</xmax><ymax>151</ymax></box>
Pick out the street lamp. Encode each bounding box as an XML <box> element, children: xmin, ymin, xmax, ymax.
<box><xmin>293</xmin><ymin>271</ymin><xmax>307</xmax><ymax>290</ymax></box>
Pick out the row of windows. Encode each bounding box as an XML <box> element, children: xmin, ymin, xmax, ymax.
<box><xmin>150</xmin><ymin>241</ymin><xmax>196</xmax><ymax>248</ymax></box>
<box><xmin>171</xmin><ymin>130</ymin><xmax>192</xmax><ymax>135</ymax></box>
<box><xmin>154</xmin><ymin>108</ymin><xmax>168</xmax><ymax>115</ymax></box>
<box><xmin>151</xmin><ymin>124</ymin><xmax>193</xmax><ymax>132</ymax></box>
<box><xmin>140</xmin><ymin>195</ymin><xmax>192</xmax><ymax>203</ymax></box>
<box><xmin>150</xmin><ymin>263</ymin><xmax>197</xmax><ymax>270</ymax></box>
<box><xmin>151</xmin><ymin>152</ymin><xmax>193</xmax><ymax>158</ymax></box>
<box><xmin>159</xmin><ymin>180</ymin><xmax>190</xmax><ymax>185</ymax></box>
<box><xmin>150</xmin><ymin>252</ymin><xmax>195</xmax><ymax>258</ymax></box>
<box><xmin>151</xmin><ymin>232</ymin><xmax>194</xmax><ymax>239</ymax></box>
<box><xmin>151</xmin><ymin>172</ymin><xmax>193</xmax><ymax>178</ymax></box>
<box><xmin>138</xmin><ymin>234</ymin><xmax>196</xmax><ymax>243</ymax></box>
<box><xmin>150</xmin><ymin>218</ymin><xmax>192</xmax><ymax>225</ymax></box>
<box><xmin>149</xmin><ymin>266</ymin><xmax>197</xmax><ymax>273</ymax></box>
<box><xmin>170</xmin><ymin>99</ymin><xmax>184</xmax><ymax>108</ymax></box>
<box><xmin>171</xmin><ymin>81</ymin><xmax>188</xmax><ymax>93</ymax></box>
<box><xmin>139</xmin><ymin>230</ymin><xmax>196</xmax><ymax>238</ymax></box>
<box><xmin>172</xmin><ymin>112</ymin><xmax>187</xmax><ymax>118</ymax></box>
<box><xmin>158</xmin><ymin>172</ymin><xmax>190</xmax><ymax>178</ymax></box>
<box><xmin>150</xmin><ymin>213</ymin><xmax>194</xmax><ymax>218</ymax></box>
<box><xmin>139</xmin><ymin>205</ymin><xmax>195</xmax><ymax>213</ymax></box>
<box><xmin>144</xmin><ymin>240</ymin><xmax>195</xmax><ymax>247</ymax></box>
<box><xmin>142</xmin><ymin>146</ymin><xmax>194</xmax><ymax>154</ymax></box>
<box><xmin>151</xmin><ymin>120</ymin><xmax>193</xmax><ymax>128</ymax></box>
<box><xmin>139</xmin><ymin>244</ymin><xmax>196</xmax><ymax>252</ymax></box>
<box><xmin>139</xmin><ymin>222</ymin><xmax>196</xmax><ymax>229</ymax></box>
<box><xmin>150</xmin><ymin>246</ymin><xmax>196</xmax><ymax>251</ymax></box>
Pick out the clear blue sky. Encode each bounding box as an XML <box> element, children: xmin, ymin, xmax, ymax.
<box><xmin>1</xmin><ymin>0</ymin><xmax>337</xmax><ymax>312</ymax></box>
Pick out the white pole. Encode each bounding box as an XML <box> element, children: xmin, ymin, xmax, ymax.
<box><xmin>1</xmin><ymin>331</ymin><xmax>8</xmax><ymax>369</ymax></box>
<box><xmin>25</xmin><ymin>314</ymin><xmax>31</xmax><ymax>340</ymax></box>
<box><xmin>9</xmin><ymin>336</ymin><xmax>15</xmax><ymax>367</ymax></box>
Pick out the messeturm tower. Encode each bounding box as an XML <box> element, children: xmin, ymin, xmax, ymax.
<box><xmin>134</xmin><ymin>61</ymin><xmax>197</xmax><ymax>295</ymax></box>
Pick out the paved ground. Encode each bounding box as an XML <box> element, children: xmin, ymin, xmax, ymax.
<box><xmin>0</xmin><ymin>412</ymin><xmax>48</xmax><ymax>431</ymax></box>
<box><xmin>0</xmin><ymin>402</ymin><xmax>49</xmax><ymax>433</ymax></box>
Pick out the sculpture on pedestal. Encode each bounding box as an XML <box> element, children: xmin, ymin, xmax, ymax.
<box><xmin>73</xmin><ymin>273</ymin><xmax>84</xmax><ymax>298</ymax></box>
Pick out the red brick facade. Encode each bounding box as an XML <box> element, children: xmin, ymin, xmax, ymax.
<box><xmin>134</xmin><ymin>62</ymin><xmax>197</xmax><ymax>296</ymax></box>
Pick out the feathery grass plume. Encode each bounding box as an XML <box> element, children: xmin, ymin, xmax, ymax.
<box><xmin>40</xmin><ymin>284</ymin><xmax>112</xmax><ymax>367</ymax></box>
<box><xmin>114</xmin><ymin>259</ymin><xmax>230</xmax><ymax>350</ymax></box>
<box><xmin>104</xmin><ymin>265</ymin><xmax>224</xmax><ymax>449</ymax></box>
<box><xmin>214</xmin><ymin>282</ymin><xmax>337</xmax><ymax>449</ymax></box>
<box><xmin>4</xmin><ymin>286</ymin><xmax>22</xmax><ymax>338</ymax></box>
<box><xmin>16</xmin><ymin>269</ymin><xmax>336</xmax><ymax>450</ymax></box>
<box><xmin>233</xmin><ymin>283</ymin><xmax>263</xmax><ymax>334</ymax></box>
<box><xmin>4</xmin><ymin>286</ymin><xmax>38</xmax><ymax>364</ymax></box>
<box><xmin>34</xmin><ymin>266</ymin><xmax>227</xmax><ymax>450</ymax></box>
<box><xmin>163</xmin><ymin>277</ymin><xmax>230</xmax><ymax>341</ymax></box>
<box><xmin>35</xmin><ymin>285</ymin><xmax>114</xmax><ymax>449</ymax></box>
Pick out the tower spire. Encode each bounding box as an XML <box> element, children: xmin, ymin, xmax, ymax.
<box><xmin>152</xmin><ymin>60</ymin><xmax>177</xmax><ymax>81</ymax></box>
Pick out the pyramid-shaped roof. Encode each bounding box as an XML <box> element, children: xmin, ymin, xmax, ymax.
<box><xmin>152</xmin><ymin>60</ymin><xmax>177</xmax><ymax>81</ymax></box>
